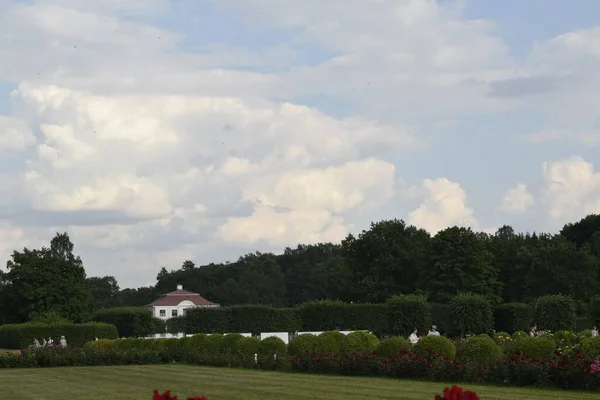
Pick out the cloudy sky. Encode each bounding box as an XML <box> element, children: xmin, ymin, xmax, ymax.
<box><xmin>1</xmin><ymin>0</ymin><xmax>599</xmax><ymax>288</ymax></box>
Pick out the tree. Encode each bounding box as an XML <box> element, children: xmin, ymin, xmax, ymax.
<box><xmin>0</xmin><ymin>232</ymin><xmax>91</xmax><ymax>323</ymax></box>
<box><xmin>560</xmin><ymin>214</ymin><xmax>600</xmax><ymax>247</ymax></box>
<box><xmin>420</xmin><ymin>227</ymin><xmax>502</xmax><ymax>303</ymax></box>
<box><xmin>342</xmin><ymin>219</ymin><xmax>430</xmax><ymax>302</ymax></box>
<box><xmin>87</xmin><ymin>276</ymin><xmax>120</xmax><ymax>311</ymax></box>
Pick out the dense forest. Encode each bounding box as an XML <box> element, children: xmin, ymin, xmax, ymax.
<box><xmin>1</xmin><ymin>214</ymin><xmax>600</xmax><ymax>323</ymax></box>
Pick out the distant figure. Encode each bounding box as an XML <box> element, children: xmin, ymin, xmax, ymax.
<box><xmin>592</xmin><ymin>326</ymin><xmax>598</xmax><ymax>337</ymax></box>
<box><xmin>33</xmin><ymin>338</ymin><xmax>41</xmax><ymax>348</ymax></box>
<box><xmin>427</xmin><ymin>325</ymin><xmax>440</xmax><ymax>336</ymax></box>
<box><xmin>95</xmin><ymin>337</ymin><xmax>99</xmax><ymax>341</ymax></box>
<box><xmin>42</xmin><ymin>338</ymin><xmax>47</xmax><ymax>347</ymax></box>
<box><xmin>528</xmin><ymin>324</ymin><xmax>539</xmax><ymax>337</ymax></box>
<box><xmin>59</xmin><ymin>336</ymin><xmax>67</xmax><ymax>348</ymax></box>
<box><xmin>409</xmin><ymin>329</ymin><xmax>419</xmax><ymax>344</ymax></box>
<box><xmin>47</xmin><ymin>337</ymin><xmax>54</xmax><ymax>346</ymax></box>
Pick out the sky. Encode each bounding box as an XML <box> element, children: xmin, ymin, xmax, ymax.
<box><xmin>0</xmin><ymin>0</ymin><xmax>599</xmax><ymax>288</ymax></box>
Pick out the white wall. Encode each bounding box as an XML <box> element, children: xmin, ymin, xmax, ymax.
<box><xmin>150</xmin><ymin>302</ymin><xmax>218</xmax><ymax>320</ymax></box>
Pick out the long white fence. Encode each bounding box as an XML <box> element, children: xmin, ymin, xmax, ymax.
<box><xmin>143</xmin><ymin>331</ymin><xmax>363</xmax><ymax>344</ymax></box>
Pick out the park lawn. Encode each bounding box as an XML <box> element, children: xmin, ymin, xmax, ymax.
<box><xmin>0</xmin><ymin>365</ymin><xmax>599</xmax><ymax>400</ymax></box>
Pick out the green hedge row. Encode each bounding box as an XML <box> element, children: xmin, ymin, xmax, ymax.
<box><xmin>92</xmin><ymin>294</ymin><xmax>589</xmax><ymax>339</ymax></box>
<box><xmin>0</xmin><ymin>322</ymin><xmax>118</xmax><ymax>349</ymax></box>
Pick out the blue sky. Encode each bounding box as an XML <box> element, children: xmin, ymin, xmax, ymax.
<box><xmin>0</xmin><ymin>0</ymin><xmax>599</xmax><ymax>287</ymax></box>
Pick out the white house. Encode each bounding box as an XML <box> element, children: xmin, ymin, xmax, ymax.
<box><xmin>145</xmin><ymin>284</ymin><xmax>218</xmax><ymax>320</ymax></box>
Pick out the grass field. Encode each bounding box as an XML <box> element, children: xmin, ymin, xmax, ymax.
<box><xmin>1</xmin><ymin>365</ymin><xmax>599</xmax><ymax>400</ymax></box>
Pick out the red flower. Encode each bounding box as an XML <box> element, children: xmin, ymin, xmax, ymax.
<box><xmin>154</xmin><ymin>390</ymin><xmax>209</xmax><ymax>400</ymax></box>
<box><xmin>434</xmin><ymin>386</ymin><xmax>479</xmax><ymax>400</ymax></box>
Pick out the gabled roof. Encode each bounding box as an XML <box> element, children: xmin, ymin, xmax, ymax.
<box><xmin>145</xmin><ymin>286</ymin><xmax>216</xmax><ymax>307</ymax></box>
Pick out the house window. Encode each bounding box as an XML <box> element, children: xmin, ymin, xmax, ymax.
<box><xmin>171</xmin><ymin>309</ymin><xmax>178</xmax><ymax>317</ymax></box>
<box><xmin>159</xmin><ymin>309</ymin><xmax>166</xmax><ymax>317</ymax></box>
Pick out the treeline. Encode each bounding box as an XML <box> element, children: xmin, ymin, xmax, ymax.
<box><xmin>1</xmin><ymin>214</ymin><xmax>600</xmax><ymax>324</ymax></box>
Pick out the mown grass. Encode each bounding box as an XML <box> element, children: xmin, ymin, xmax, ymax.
<box><xmin>0</xmin><ymin>364</ymin><xmax>599</xmax><ymax>400</ymax></box>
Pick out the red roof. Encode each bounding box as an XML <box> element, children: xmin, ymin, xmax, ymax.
<box><xmin>146</xmin><ymin>287</ymin><xmax>216</xmax><ymax>307</ymax></box>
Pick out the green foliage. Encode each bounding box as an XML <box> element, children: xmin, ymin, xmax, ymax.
<box><xmin>258</xmin><ymin>336</ymin><xmax>287</xmax><ymax>369</ymax></box>
<box><xmin>30</xmin><ymin>312</ymin><xmax>70</xmax><ymax>325</ymax></box>
<box><xmin>428</xmin><ymin>303</ymin><xmax>452</xmax><ymax>336</ymax></box>
<box><xmin>236</xmin><ymin>336</ymin><xmax>261</xmax><ymax>367</ymax></box>
<box><xmin>589</xmin><ymin>295</ymin><xmax>600</xmax><ymax>327</ymax></box>
<box><xmin>0</xmin><ymin>232</ymin><xmax>91</xmax><ymax>323</ymax></box>
<box><xmin>166</xmin><ymin>316</ymin><xmax>187</xmax><ymax>334</ymax></box>
<box><xmin>0</xmin><ymin>322</ymin><xmax>117</xmax><ymax>349</ymax></box>
<box><xmin>342</xmin><ymin>331</ymin><xmax>379</xmax><ymax>352</ymax></box>
<box><xmin>185</xmin><ymin>307</ymin><xmax>232</xmax><ymax>334</ymax></box>
<box><xmin>456</xmin><ymin>335</ymin><xmax>502</xmax><ymax>365</ymax></box>
<box><xmin>297</xmin><ymin>300</ymin><xmax>387</xmax><ymax>332</ymax></box>
<box><xmin>534</xmin><ymin>294</ymin><xmax>577</xmax><ymax>332</ymax></box>
<box><xmin>511</xmin><ymin>331</ymin><xmax>528</xmax><ymax>341</ymax></box>
<box><xmin>375</xmin><ymin>337</ymin><xmax>411</xmax><ymax>356</ymax></box>
<box><xmin>413</xmin><ymin>335</ymin><xmax>456</xmax><ymax>359</ymax></box>
<box><xmin>581</xmin><ymin>337</ymin><xmax>600</xmax><ymax>359</ymax></box>
<box><xmin>449</xmin><ymin>293</ymin><xmax>493</xmax><ymax>337</ymax></box>
<box><xmin>554</xmin><ymin>330</ymin><xmax>578</xmax><ymax>346</ymax></box>
<box><xmin>493</xmin><ymin>303</ymin><xmax>533</xmax><ymax>333</ymax></box>
<box><xmin>421</xmin><ymin>227</ymin><xmax>502</xmax><ymax>304</ymax></box>
<box><xmin>314</xmin><ymin>331</ymin><xmax>346</xmax><ymax>353</ymax></box>
<box><xmin>386</xmin><ymin>294</ymin><xmax>430</xmax><ymax>336</ymax></box>
<box><xmin>288</xmin><ymin>333</ymin><xmax>317</xmax><ymax>356</ymax></box>
<box><xmin>91</xmin><ymin>307</ymin><xmax>154</xmax><ymax>338</ymax></box>
<box><xmin>505</xmin><ymin>337</ymin><xmax>556</xmax><ymax>360</ymax></box>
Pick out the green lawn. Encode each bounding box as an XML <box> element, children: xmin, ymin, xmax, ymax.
<box><xmin>0</xmin><ymin>365</ymin><xmax>598</xmax><ymax>400</ymax></box>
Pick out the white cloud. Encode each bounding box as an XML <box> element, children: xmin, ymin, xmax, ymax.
<box><xmin>408</xmin><ymin>178</ymin><xmax>478</xmax><ymax>234</ymax></box>
<box><xmin>500</xmin><ymin>183</ymin><xmax>535</xmax><ymax>214</ymax></box>
<box><xmin>0</xmin><ymin>115</ymin><xmax>36</xmax><ymax>152</ymax></box>
<box><xmin>540</xmin><ymin>156</ymin><xmax>600</xmax><ymax>221</ymax></box>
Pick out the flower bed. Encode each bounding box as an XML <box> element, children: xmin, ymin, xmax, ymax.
<box><xmin>2</xmin><ymin>333</ymin><xmax>600</xmax><ymax>392</ymax></box>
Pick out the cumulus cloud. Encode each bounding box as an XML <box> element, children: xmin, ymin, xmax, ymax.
<box><xmin>500</xmin><ymin>183</ymin><xmax>535</xmax><ymax>214</ymax></box>
<box><xmin>408</xmin><ymin>178</ymin><xmax>478</xmax><ymax>234</ymax></box>
<box><xmin>0</xmin><ymin>0</ymin><xmax>598</xmax><ymax>285</ymax></box>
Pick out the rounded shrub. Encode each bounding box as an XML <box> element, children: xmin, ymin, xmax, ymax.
<box><xmin>258</xmin><ymin>336</ymin><xmax>287</xmax><ymax>370</ymax></box>
<box><xmin>534</xmin><ymin>294</ymin><xmax>576</xmax><ymax>332</ymax></box>
<box><xmin>456</xmin><ymin>335</ymin><xmax>502</xmax><ymax>365</ymax></box>
<box><xmin>449</xmin><ymin>293</ymin><xmax>493</xmax><ymax>337</ymax></box>
<box><xmin>236</xmin><ymin>336</ymin><xmax>261</xmax><ymax>367</ymax></box>
<box><xmin>223</xmin><ymin>333</ymin><xmax>244</xmax><ymax>352</ymax></box>
<box><xmin>511</xmin><ymin>331</ymin><xmax>528</xmax><ymax>341</ymax></box>
<box><xmin>386</xmin><ymin>294</ymin><xmax>431</xmax><ymax>336</ymax></box>
<box><xmin>288</xmin><ymin>334</ymin><xmax>317</xmax><ymax>356</ymax></box>
<box><xmin>82</xmin><ymin>339</ymin><xmax>112</xmax><ymax>352</ymax></box>
<box><xmin>495</xmin><ymin>332</ymin><xmax>512</xmax><ymax>346</ymax></box>
<box><xmin>314</xmin><ymin>331</ymin><xmax>345</xmax><ymax>354</ymax></box>
<box><xmin>581</xmin><ymin>336</ymin><xmax>600</xmax><ymax>359</ymax></box>
<box><xmin>187</xmin><ymin>333</ymin><xmax>207</xmax><ymax>352</ymax></box>
<box><xmin>375</xmin><ymin>337</ymin><xmax>410</xmax><ymax>356</ymax></box>
<box><xmin>414</xmin><ymin>335</ymin><xmax>456</xmax><ymax>359</ymax></box>
<box><xmin>554</xmin><ymin>330</ymin><xmax>578</xmax><ymax>346</ymax></box>
<box><xmin>343</xmin><ymin>331</ymin><xmax>379</xmax><ymax>352</ymax></box>
<box><xmin>505</xmin><ymin>337</ymin><xmax>556</xmax><ymax>360</ymax></box>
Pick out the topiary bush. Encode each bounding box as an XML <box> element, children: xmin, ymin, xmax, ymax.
<box><xmin>449</xmin><ymin>293</ymin><xmax>493</xmax><ymax>338</ymax></box>
<box><xmin>236</xmin><ymin>336</ymin><xmax>261</xmax><ymax>368</ymax></box>
<box><xmin>512</xmin><ymin>331</ymin><xmax>528</xmax><ymax>341</ymax></box>
<box><xmin>414</xmin><ymin>335</ymin><xmax>456</xmax><ymax>359</ymax></box>
<box><xmin>581</xmin><ymin>337</ymin><xmax>600</xmax><ymax>360</ymax></box>
<box><xmin>505</xmin><ymin>337</ymin><xmax>556</xmax><ymax>360</ymax></box>
<box><xmin>554</xmin><ymin>330</ymin><xmax>578</xmax><ymax>346</ymax></box>
<box><xmin>91</xmin><ymin>307</ymin><xmax>154</xmax><ymax>338</ymax></box>
<box><xmin>494</xmin><ymin>332</ymin><xmax>512</xmax><ymax>346</ymax></box>
<box><xmin>534</xmin><ymin>294</ymin><xmax>576</xmax><ymax>332</ymax></box>
<box><xmin>493</xmin><ymin>303</ymin><xmax>533</xmax><ymax>333</ymax></box>
<box><xmin>258</xmin><ymin>336</ymin><xmax>287</xmax><ymax>370</ymax></box>
<box><xmin>0</xmin><ymin>322</ymin><xmax>118</xmax><ymax>349</ymax></box>
<box><xmin>456</xmin><ymin>335</ymin><xmax>502</xmax><ymax>365</ymax></box>
<box><xmin>342</xmin><ymin>331</ymin><xmax>379</xmax><ymax>352</ymax></box>
<box><xmin>314</xmin><ymin>331</ymin><xmax>345</xmax><ymax>354</ymax></box>
<box><xmin>386</xmin><ymin>294</ymin><xmax>430</xmax><ymax>337</ymax></box>
<box><xmin>288</xmin><ymin>334</ymin><xmax>317</xmax><ymax>356</ymax></box>
<box><xmin>375</xmin><ymin>337</ymin><xmax>411</xmax><ymax>356</ymax></box>
<box><xmin>428</xmin><ymin>303</ymin><xmax>452</xmax><ymax>336</ymax></box>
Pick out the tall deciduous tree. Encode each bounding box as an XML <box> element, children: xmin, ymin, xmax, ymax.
<box><xmin>342</xmin><ymin>219</ymin><xmax>430</xmax><ymax>303</ymax></box>
<box><xmin>421</xmin><ymin>227</ymin><xmax>502</xmax><ymax>303</ymax></box>
<box><xmin>0</xmin><ymin>232</ymin><xmax>91</xmax><ymax>323</ymax></box>
<box><xmin>87</xmin><ymin>276</ymin><xmax>121</xmax><ymax>311</ymax></box>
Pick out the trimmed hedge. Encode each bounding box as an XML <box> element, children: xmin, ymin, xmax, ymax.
<box><xmin>589</xmin><ymin>295</ymin><xmax>600</xmax><ymax>328</ymax></box>
<box><xmin>456</xmin><ymin>335</ymin><xmax>502</xmax><ymax>365</ymax></box>
<box><xmin>386</xmin><ymin>294</ymin><xmax>430</xmax><ymax>336</ymax></box>
<box><xmin>185</xmin><ymin>305</ymin><xmax>300</xmax><ymax>334</ymax></box>
<box><xmin>414</xmin><ymin>335</ymin><xmax>456</xmax><ymax>359</ymax></box>
<box><xmin>494</xmin><ymin>303</ymin><xmax>533</xmax><ymax>333</ymax></box>
<box><xmin>297</xmin><ymin>300</ymin><xmax>387</xmax><ymax>333</ymax></box>
<box><xmin>428</xmin><ymin>303</ymin><xmax>452</xmax><ymax>336</ymax></box>
<box><xmin>534</xmin><ymin>294</ymin><xmax>576</xmax><ymax>332</ymax></box>
<box><xmin>0</xmin><ymin>322</ymin><xmax>117</xmax><ymax>349</ymax></box>
<box><xmin>449</xmin><ymin>293</ymin><xmax>493</xmax><ymax>337</ymax></box>
<box><xmin>91</xmin><ymin>307</ymin><xmax>157</xmax><ymax>338</ymax></box>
